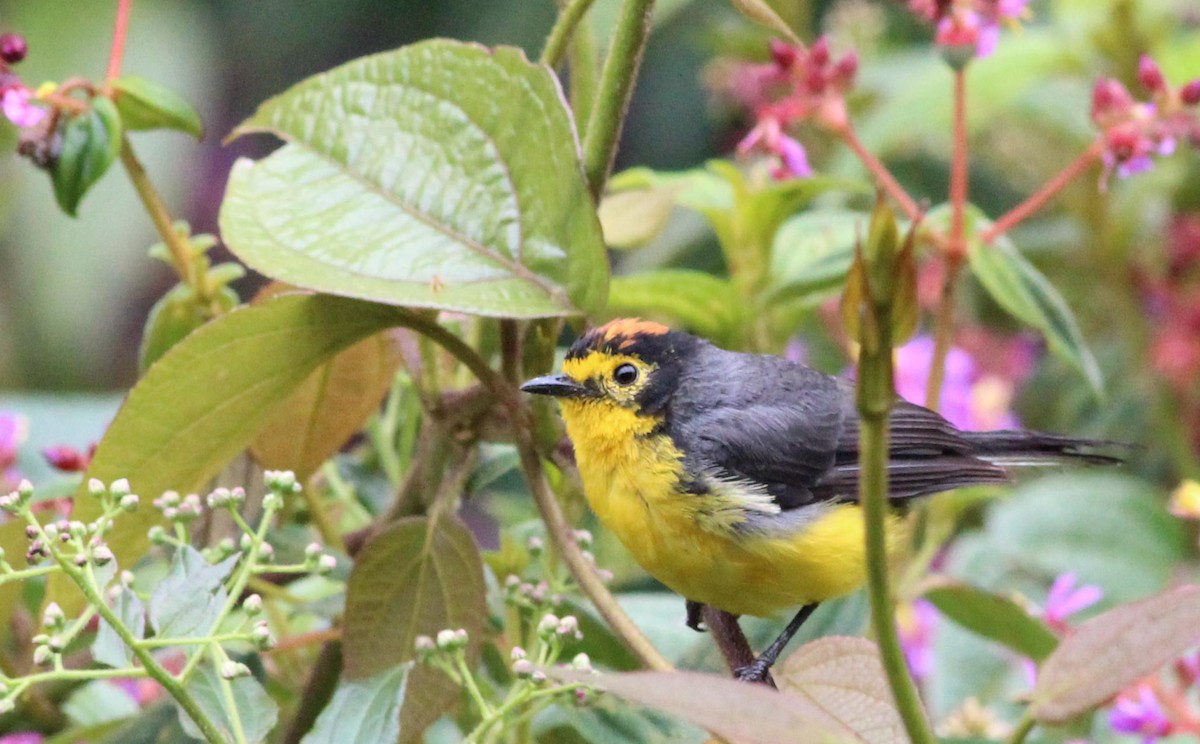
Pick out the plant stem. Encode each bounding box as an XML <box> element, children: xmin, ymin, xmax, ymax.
<box><xmin>541</xmin><ymin>0</ymin><xmax>599</xmax><ymax>68</ymax></box>
<box><xmin>1006</xmin><ymin>711</ymin><xmax>1036</xmax><ymax>744</ymax></box>
<box><xmin>118</xmin><ymin>136</ymin><xmax>195</xmax><ymax>287</ymax></box>
<box><xmin>581</xmin><ymin>0</ymin><xmax>656</xmax><ymax>199</ymax></box>
<box><xmin>568</xmin><ymin>9</ymin><xmax>600</xmax><ymax>130</ymax></box>
<box><xmin>925</xmin><ymin>67</ymin><xmax>970</xmax><ymax>409</ymax></box>
<box><xmin>980</xmin><ymin>139</ymin><xmax>1104</xmax><ymax>245</ymax></box>
<box><xmin>835</xmin><ymin>123</ymin><xmax>923</xmax><ymax>223</ymax></box>
<box><xmin>858</xmin><ymin>323</ymin><xmax>936</xmax><ymax>744</ymax></box>
<box><xmin>211</xmin><ymin>644</ymin><xmax>249</xmax><ymax>744</ymax></box>
<box><xmin>26</xmin><ymin>518</ymin><xmax>226</xmax><ymax>743</ymax></box>
<box><xmin>105</xmin><ymin>0</ymin><xmax>132</xmax><ymax>82</ymax></box>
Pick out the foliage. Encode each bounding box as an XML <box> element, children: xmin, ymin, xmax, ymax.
<box><xmin>0</xmin><ymin>1</ymin><xmax>1198</xmax><ymax>743</ymax></box>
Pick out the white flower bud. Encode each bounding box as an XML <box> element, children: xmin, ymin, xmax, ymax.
<box><xmin>87</xmin><ymin>479</ymin><xmax>106</xmax><ymax>498</ymax></box>
<box><xmin>243</xmin><ymin>594</ymin><xmax>263</xmax><ymax>615</ymax></box>
<box><xmin>510</xmin><ymin>646</ymin><xmax>527</xmax><ymax>661</ymax></box>
<box><xmin>109</xmin><ymin>479</ymin><xmax>131</xmax><ymax>498</ymax></box>
<box><xmin>305</xmin><ymin>542</ymin><xmax>323</xmax><ymax>558</ymax></box>
<box><xmin>526</xmin><ymin>536</ymin><xmax>544</xmax><ymax>556</ymax></box>
<box><xmin>536</xmin><ymin>613</ymin><xmax>560</xmax><ymax>638</ymax></box>
<box><xmin>571</xmin><ymin>653</ymin><xmax>593</xmax><ymax>672</ymax></box>
<box><xmin>119</xmin><ymin>494</ymin><xmax>139</xmax><ymax>512</ymax></box>
<box><xmin>32</xmin><ymin>645</ymin><xmax>52</xmax><ymax>666</ymax></box>
<box><xmin>316</xmin><ymin>555</ymin><xmax>337</xmax><ymax>575</ymax></box>
<box><xmin>512</xmin><ymin>658</ymin><xmax>535</xmax><ymax>678</ymax></box>
<box><xmin>42</xmin><ymin>602</ymin><xmax>64</xmax><ymax>629</ymax></box>
<box><xmin>91</xmin><ymin>545</ymin><xmax>114</xmax><ymax>566</ymax></box>
<box><xmin>220</xmin><ymin>660</ymin><xmax>251</xmax><ymax>680</ymax></box>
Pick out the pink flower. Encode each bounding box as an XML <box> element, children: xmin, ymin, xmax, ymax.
<box><xmin>1</xmin><ymin>86</ymin><xmax>44</xmax><ymax>128</ymax></box>
<box><xmin>736</xmin><ymin>117</ymin><xmax>812</xmax><ymax>180</ymax></box>
<box><xmin>1039</xmin><ymin>572</ymin><xmax>1102</xmax><ymax>632</ymax></box>
<box><xmin>0</xmin><ymin>734</ymin><xmax>44</xmax><ymax>744</ymax></box>
<box><xmin>914</xmin><ymin>0</ymin><xmax>1030</xmax><ymax>59</ymax></box>
<box><xmin>891</xmin><ymin>336</ymin><xmax>1020</xmax><ymax>431</ymax></box>
<box><xmin>0</xmin><ymin>411</ymin><xmax>27</xmax><ymax>492</ymax></box>
<box><xmin>1109</xmin><ymin>685</ymin><xmax>1173</xmax><ymax>743</ymax></box>
<box><xmin>897</xmin><ymin>599</ymin><xmax>938</xmax><ymax>680</ymax></box>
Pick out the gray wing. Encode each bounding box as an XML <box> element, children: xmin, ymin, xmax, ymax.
<box><xmin>668</xmin><ymin>349</ymin><xmax>1009</xmax><ymax>509</ymax></box>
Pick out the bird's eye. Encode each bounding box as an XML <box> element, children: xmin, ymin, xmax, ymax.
<box><xmin>613</xmin><ymin>363</ymin><xmax>639</xmax><ymax>386</ymax></box>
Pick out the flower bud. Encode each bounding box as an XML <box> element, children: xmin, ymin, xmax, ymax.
<box><xmin>316</xmin><ymin>555</ymin><xmax>337</xmax><ymax>575</ymax></box>
<box><xmin>536</xmin><ymin>613</ymin><xmax>560</xmax><ymax>638</ymax></box>
<box><xmin>119</xmin><ymin>494</ymin><xmax>139</xmax><ymax>512</ymax></box>
<box><xmin>436</xmin><ymin>629</ymin><xmax>459</xmax><ymax>650</ymax></box>
<box><xmin>304</xmin><ymin>542</ymin><xmax>323</xmax><ymax>559</ymax></box>
<box><xmin>530</xmin><ymin>670</ymin><xmax>547</xmax><ymax>685</ymax></box>
<box><xmin>87</xmin><ymin>479</ymin><xmax>106</xmax><ymax>498</ymax></box>
<box><xmin>0</xmin><ymin>494</ymin><xmax>17</xmax><ymax>514</ymax></box>
<box><xmin>220</xmin><ymin>660</ymin><xmax>251</xmax><ymax>679</ymax></box>
<box><xmin>556</xmin><ymin>615</ymin><xmax>580</xmax><ymax>638</ymax></box>
<box><xmin>808</xmin><ymin>36</ymin><xmax>830</xmax><ymax>67</ymax></box>
<box><xmin>768</xmin><ymin>39</ymin><xmax>798</xmax><ymax>69</ymax></box>
<box><xmin>92</xmin><ymin>545</ymin><xmax>114</xmax><ymax>566</ymax></box>
<box><xmin>1138</xmin><ymin>54</ymin><xmax>1165</xmax><ymax>93</ymax></box>
<box><xmin>1182</xmin><ymin>80</ymin><xmax>1200</xmax><ymax>106</ymax></box>
<box><xmin>240</xmin><ymin>534</ymin><xmax>253</xmax><ymax>551</ymax></box>
<box><xmin>47</xmin><ymin>634</ymin><xmax>65</xmax><ymax>653</ymax></box>
<box><xmin>243</xmin><ymin>594</ymin><xmax>263</xmax><ymax>615</ymax></box>
<box><xmin>148</xmin><ymin>525</ymin><xmax>167</xmax><ymax>544</ymax></box>
<box><xmin>414</xmin><ymin>635</ymin><xmax>436</xmax><ymax>659</ymax></box>
<box><xmin>25</xmin><ymin>525</ymin><xmax>38</xmax><ymax>540</ymax></box>
<box><xmin>510</xmin><ymin>646</ymin><xmax>527</xmax><ymax>661</ymax></box>
<box><xmin>526</xmin><ymin>536</ymin><xmax>544</xmax><ymax>556</ymax></box>
<box><xmin>229</xmin><ymin>487</ymin><xmax>246</xmax><ymax>505</ymax></box>
<box><xmin>251</xmin><ymin>622</ymin><xmax>275</xmax><ymax>650</ymax></box>
<box><xmin>0</xmin><ymin>34</ymin><xmax>28</xmax><ymax>64</ymax></box>
<box><xmin>42</xmin><ymin>602</ymin><xmax>65</xmax><ymax>629</ymax></box>
<box><xmin>512</xmin><ymin>658</ymin><xmax>535</xmax><ymax>678</ymax></box>
<box><xmin>17</xmin><ymin>480</ymin><xmax>33</xmax><ymax>502</ymax></box>
<box><xmin>574</xmin><ymin>687</ymin><xmax>592</xmax><ymax>706</ymax></box>
<box><xmin>573</xmin><ymin>530</ymin><xmax>593</xmax><ymax>549</ymax></box>
<box><xmin>110</xmin><ymin>479</ymin><xmax>131</xmax><ymax>498</ymax></box>
<box><xmin>571</xmin><ymin>653</ymin><xmax>593</xmax><ymax>672</ymax></box>
<box><xmin>32</xmin><ymin>645</ymin><xmax>52</xmax><ymax>666</ymax></box>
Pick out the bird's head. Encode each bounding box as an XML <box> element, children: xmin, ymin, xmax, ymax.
<box><xmin>520</xmin><ymin>318</ymin><xmax>697</xmax><ymax>419</ymax></box>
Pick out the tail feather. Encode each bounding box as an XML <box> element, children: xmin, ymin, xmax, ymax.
<box><xmin>959</xmin><ymin>430</ymin><xmax>1126</xmax><ymax>467</ymax></box>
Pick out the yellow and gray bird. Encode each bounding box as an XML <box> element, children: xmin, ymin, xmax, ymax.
<box><xmin>520</xmin><ymin>318</ymin><xmax>1116</xmax><ymax>682</ymax></box>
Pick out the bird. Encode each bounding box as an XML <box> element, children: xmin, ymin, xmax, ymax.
<box><xmin>520</xmin><ymin>318</ymin><xmax>1118</xmax><ymax>683</ymax></box>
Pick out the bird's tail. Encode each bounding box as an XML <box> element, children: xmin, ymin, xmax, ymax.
<box><xmin>960</xmin><ymin>430</ymin><xmax>1126</xmax><ymax>468</ymax></box>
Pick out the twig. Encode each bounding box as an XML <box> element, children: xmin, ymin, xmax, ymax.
<box><xmin>118</xmin><ymin>136</ymin><xmax>195</xmax><ymax>287</ymax></box>
<box><xmin>105</xmin><ymin>0</ymin><xmax>132</xmax><ymax>82</ymax></box>
<box><xmin>980</xmin><ymin>139</ymin><xmax>1104</xmax><ymax>244</ymax></box>
<box><xmin>541</xmin><ymin>0</ymin><xmax>600</xmax><ymax>68</ymax></box>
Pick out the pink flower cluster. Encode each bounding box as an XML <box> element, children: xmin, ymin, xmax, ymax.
<box><xmin>1091</xmin><ymin>55</ymin><xmax>1200</xmax><ymax>184</ymax></box>
<box><xmin>0</xmin><ymin>33</ymin><xmax>43</xmax><ymax>129</ymax></box>
<box><xmin>907</xmin><ymin>0</ymin><xmax>1030</xmax><ymax>58</ymax></box>
<box><xmin>717</xmin><ymin>37</ymin><xmax>858</xmax><ymax>180</ymax></box>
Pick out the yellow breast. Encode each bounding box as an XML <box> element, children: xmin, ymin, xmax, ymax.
<box><xmin>559</xmin><ymin>399</ymin><xmax>886</xmax><ymax>617</ymax></box>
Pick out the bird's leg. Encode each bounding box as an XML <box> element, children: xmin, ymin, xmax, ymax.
<box><xmin>735</xmin><ymin>603</ymin><xmax>820</xmax><ymax>684</ymax></box>
<box><xmin>685</xmin><ymin>600</ymin><xmax>705</xmax><ymax>632</ymax></box>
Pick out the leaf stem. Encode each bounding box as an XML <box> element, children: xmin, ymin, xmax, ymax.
<box><xmin>118</xmin><ymin>136</ymin><xmax>195</xmax><ymax>287</ymax></box>
<box><xmin>858</xmin><ymin>320</ymin><xmax>936</xmax><ymax>744</ymax></box>
<box><xmin>210</xmin><ymin>643</ymin><xmax>250</xmax><ymax>744</ymax></box>
<box><xmin>541</xmin><ymin>0</ymin><xmax>599</xmax><ymax>68</ymax></box>
<box><xmin>581</xmin><ymin>0</ymin><xmax>656</xmax><ymax>199</ymax></box>
<box><xmin>105</xmin><ymin>0</ymin><xmax>132</xmax><ymax>83</ymax></box>
<box><xmin>980</xmin><ymin>139</ymin><xmax>1104</xmax><ymax>245</ymax></box>
<box><xmin>1006</xmin><ymin>711</ymin><xmax>1036</xmax><ymax>744</ymax></box>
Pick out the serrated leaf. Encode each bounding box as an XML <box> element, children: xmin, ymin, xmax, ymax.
<box><xmin>769</xmin><ymin>210</ymin><xmax>863</xmax><ymax>301</ymax></box>
<box><xmin>967</xmin><ymin>230</ymin><xmax>1102</xmax><ymax>395</ymax></box>
<box><xmin>111</xmin><ymin>76</ymin><xmax>203</xmax><ymax>138</ymax></box>
<box><xmin>51</xmin><ymin>294</ymin><xmax>403</xmax><ymax>613</ymax></box>
<box><xmin>178</xmin><ymin>664</ymin><xmax>277</xmax><ymax>744</ymax></box>
<box><xmin>343</xmin><ymin>516</ymin><xmax>486</xmax><ymax>740</ymax></box>
<box><xmin>301</xmin><ymin>663</ymin><xmax>411</xmax><ymax>744</ymax></box>
<box><xmin>148</xmin><ymin>546</ymin><xmax>240</xmax><ymax>638</ymax></box>
<box><xmin>777</xmin><ymin>637</ymin><xmax>908</xmax><ymax>744</ymax></box>
<box><xmin>923</xmin><ymin>580</ymin><xmax>1058</xmax><ymax>662</ymax></box>
<box><xmin>554</xmin><ymin>669</ymin><xmax>854</xmax><ymax>744</ymax></box>
<box><xmin>63</xmin><ymin>680</ymin><xmax>141</xmax><ymax>727</ymax></box>
<box><xmin>1032</xmin><ymin>585</ymin><xmax>1200</xmax><ymax>724</ymax></box>
<box><xmin>50</xmin><ymin>97</ymin><xmax>122</xmax><ymax>216</ymax></box>
<box><xmin>251</xmin><ymin>330</ymin><xmax>400</xmax><ymax>481</ymax></box>
<box><xmin>93</xmin><ymin>587</ymin><xmax>146</xmax><ymax>668</ymax></box>
<box><xmin>221</xmin><ymin>40</ymin><xmax>607</xmax><ymax>318</ymax></box>
<box><xmin>729</xmin><ymin>0</ymin><xmax>802</xmax><ymax>44</ymax></box>
<box><xmin>604</xmin><ymin>270</ymin><xmax>743</xmax><ymax>346</ymax></box>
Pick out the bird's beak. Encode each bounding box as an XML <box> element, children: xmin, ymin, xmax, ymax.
<box><xmin>520</xmin><ymin>373</ymin><xmax>594</xmax><ymax>399</ymax></box>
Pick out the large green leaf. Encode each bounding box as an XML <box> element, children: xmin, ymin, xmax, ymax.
<box><xmin>51</xmin><ymin>294</ymin><xmax>402</xmax><ymax>610</ymax></box>
<box><xmin>178</xmin><ymin>665</ymin><xmax>278</xmax><ymax>744</ymax></box>
<box><xmin>110</xmin><ymin>75</ymin><xmax>204</xmax><ymax>139</ymax></box>
<box><xmin>221</xmin><ymin>40</ymin><xmax>607</xmax><ymax>318</ymax></box>
<box><xmin>967</xmin><ymin>236</ymin><xmax>1103</xmax><ymax>395</ymax></box>
<box><xmin>604</xmin><ymin>270</ymin><xmax>743</xmax><ymax>346</ymax></box>
<box><xmin>343</xmin><ymin>516</ymin><xmax>486</xmax><ymax>741</ymax></box>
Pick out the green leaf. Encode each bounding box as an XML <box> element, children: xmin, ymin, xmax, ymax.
<box><xmin>777</xmin><ymin>637</ymin><xmax>909</xmax><ymax>744</ymax></box>
<box><xmin>50</xmin><ymin>97</ymin><xmax>122</xmax><ymax>216</ymax></box>
<box><xmin>554</xmin><ymin>669</ymin><xmax>855</xmax><ymax>744</ymax></box>
<box><xmin>63</xmin><ymin>679</ymin><xmax>140</xmax><ymax>727</ymax></box>
<box><xmin>93</xmin><ymin>586</ymin><xmax>146</xmax><ymax>668</ymax></box>
<box><xmin>768</xmin><ymin>210</ymin><xmax>863</xmax><ymax>301</ymax></box>
<box><xmin>1032</xmin><ymin>585</ymin><xmax>1200</xmax><ymax>724</ymax></box>
<box><xmin>178</xmin><ymin>664</ymin><xmax>278</xmax><ymax>744</ymax></box>
<box><xmin>597</xmin><ymin>183</ymin><xmax>680</xmax><ymax>249</ymax></box>
<box><xmin>729</xmin><ymin>0</ymin><xmax>802</xmax><ymax>45</ymax></box>
<box><xmin>221</xmin><ymin>40</ymin><xmax>607</xmax><ymax>318</ymax></box>
<box><xmin>51</xmin><ymin>294</ymin><xmax>402</xmax><ymax>613</ymax></box>
<box><xmin>536</xmin><ymin>699</ymin><xmax>705</xmax><ymax>743</ymax></box>
<box><xmin>343</xmin><ymin>516</ymin><xmax>486</xmax><ymax>740</ymax></box>
<box><xmin>138</xmin><ymin>283</ymin><xmax>238</xmax><ymax>372</ymax></box>
<box><xmin>604</xmin><ymin>270</ymin><xmax>743</xmax><ymax>346</ymax></box>
<box><xmin>923</xmin><ymin>580</ymin><xmax>1059</xmax><ymax>662</ymax></box>
<box><xmin>967</xmin><ymin>233</ymin><xmax>1102</xmax><ymax>395</ymax></box>
<box><xmin>110</xmin><ymin>76</ymin><xmax>203</xmax><ymax>138</ymax></box>
<box><xmin>148</xmin><ymin>546</ymin><xmax>240</xmax><ymax>638</ymax></box>
<box><xmin>301</xmin><ymin>663</ymin><xmax>411</xmax><ymax>744</ymax></box>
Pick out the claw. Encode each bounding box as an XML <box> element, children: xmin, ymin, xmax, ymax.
<box><xmin>685</xmin><ymin>599</ymin><xmax>706</xmax><ymax>632</ymax></box>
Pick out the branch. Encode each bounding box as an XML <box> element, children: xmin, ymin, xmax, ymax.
<box><xmin>980</xmin><ymin>139</ymin><xmax>1104</xmax><ymax>245</ymax></box>
<box><xmin>105</xmin><ymin>0</ymin><xmax>132</xmax><ymax>83</ymax></box>
<box><xmin>119</xmin><ymin>136</ymin><xmax>196</xmax><ymax>287</ymax></box>
<box><xmin>581</xmin><ymin>0</ymin><xmax>656</xmax><ymax>199</ymax></box>
<box><xmin>834</xmin><ymin>123</ymin><xmax>923</xmax><ymax>224</ymax></box>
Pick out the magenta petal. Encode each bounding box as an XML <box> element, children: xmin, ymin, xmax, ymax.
<box><xmin>1</xmin><ymin>88</ymin><xmax>45</xmax><ymax>128</ymax></box>
<box><xmin>777</xmin><ymin>135</ymin><xmax>812</xmax><ymax>178</ymax></box>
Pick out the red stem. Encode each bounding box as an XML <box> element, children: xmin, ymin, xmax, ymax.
<box><xmin>981</xmin><ymin>139</ymin><xmax>1104</xmax><ymax>244</ymax></box>
<box><xmin>836</xmin><ymin>123</ymin><xmax>923</xmax><ymax>223</ymax></box>
<box><xmin>105</xmin><ymin>0</ymin><xmax>132</xmax><ymax>82</ymax></box>
<box><xmin>924</xmin><ymin>68</ymin><xmax>969</xmax><ymax>409</ymax></box>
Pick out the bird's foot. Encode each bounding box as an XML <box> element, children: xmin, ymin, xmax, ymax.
<box><xmin>733</xmin><ymin>658</ymin><xmax>775</xmax><ymax>686</ymax></box>
<box><xmin>685</xmin><ymin>600</ymin><xmax>706</xmax><ymax>632</ymax></box>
